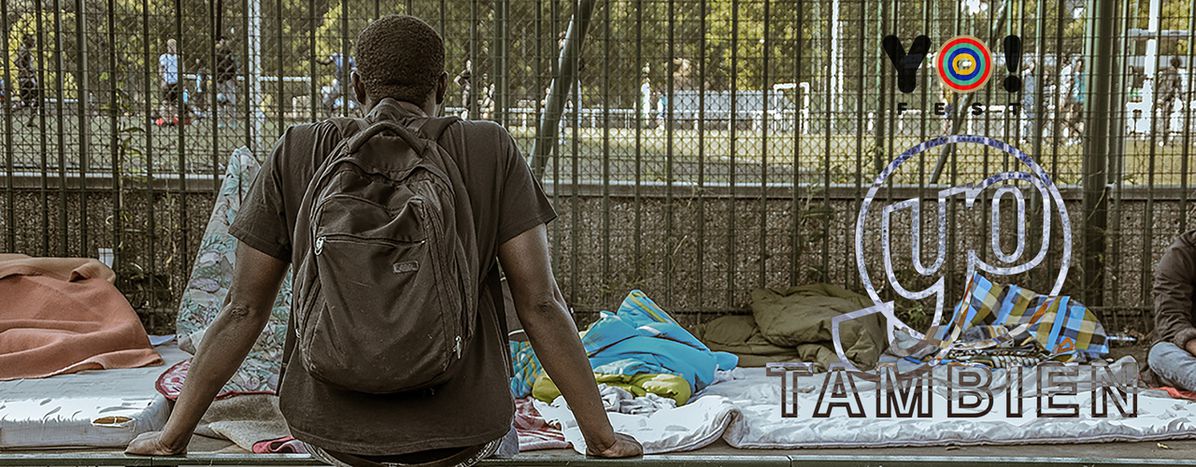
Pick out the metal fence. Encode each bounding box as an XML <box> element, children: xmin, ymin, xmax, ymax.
<box><xmin>1</xmin><ymin>0</ymin><xmax>1193</xmax><ymax>334</ymax></box>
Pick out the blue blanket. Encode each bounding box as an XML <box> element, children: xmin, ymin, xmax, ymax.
<box><xmin>581</xmin><ymin>290</ymin><xmax>738</xmax><ymax>392</ymax></box>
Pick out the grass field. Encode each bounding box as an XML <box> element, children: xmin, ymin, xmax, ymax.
<box><xmin>3</xmin><ymin>108</ymin><xmax>1193</xmax><ymax>187</ymax></box>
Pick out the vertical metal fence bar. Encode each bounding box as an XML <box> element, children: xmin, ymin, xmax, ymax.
<box><xmin>550</xmin><ymin>0</ymin><xmax>561</xmax><ymax>277</ymax></box>
<box><xmin>141</xmin><ymin>0</ymin><xmax>159</xmax><ymax>317</ymax></box>
<box><xmin>698</xmin><ymin>0</ymin><xmax>707</xmax><ymax>310</ymax></box>
<box><xmin>601</xmin><ymin>0</ymin><xmax>610</xmax><ymax>307</ymax></box>
<box><xmin>633</xmin><ymin>0</ymin><xmax>642</xmax><ymax>284</ymax></box>
<box><xmin>338</xmin><ymin>0</ymin><xmax>348</xmax><ymax>118</ymax></box>
<box><xmin>945</xmin><ymin>0</ymin><xmax>960</xmax><ymax>295</ymax></box>
<box><xmin>569</xmin><ymin>0</ymin><xmax>580</xmax><ymax>306</ymax></box>
<box><xmin>309</xmin><ymin>0</ymin><xmax>317</xmax><ymax>122</ymax></box>
<box><xmin>1141</xmin><ymin>2</ymin><xmax>1164</xmax><ymax>310</ymax></box>
<box><xmin>276</xmin><ymin>0</ymin><xmax>284</xmax><ymax>134</ymax></box>
<box><xmin>36</xmin><ymin>2</ymin><xmax>49</xmax><ymax>255</ymax></box>
<box><xmin>2</xmin><ymin>0</ymin><xmax>13</xmax><ymax>252</ymax></box>
<box><xmin>1031</xmin><ymin>0</ymin><xmax>1046</xmax><ymax>170</ymax></box>
<box><xmin>758</xmin><ymin>0</ymin><xmax>769</xmax><ymax>288</ymax></box>
<box><xmin>1109</xmin><ymin>0</ymin><xmax>1133</xmax><ymax>317</ymax></box>
<box><xmin>1049</xmin><ymin>0</ymin><xmax>1063</xmax><ymax>197</ymax></box>
<box><xmin>727</xmin><ymin>0</ymin><xmax>738</xmax><ymax>306</ymax></box>
<box><xmin>820</xmin><ymin>1</ymin><xmax>831</xmax><ymax>281</ymax></box>
<box><xmin>469</xmin><ymin>0</ymin><xmax>478</xmax><ymax>118</ymax></box>
<box><xmin>666</xmin><ymin>0</ymin><xmax>675</xmax><ymax>305</ymax></box>
<box><xmin>1081</xmin><ymin>0</ymin><xmax>1116</xmax><ymax>307</ymax></box>
<box><xmin>210</xmin><ymin>0</ymin><xmax>220</xmax><ymax>190</ymax></box>
<box><xmin>242</xmin><ymin>0</ymin><xmax>252</xmax><ymax>147</ymax></box>
<box><xmin>790</xmin><ymin>0</ymin><xmax>801</xmax><ymax>287</ymax></box>
<box><xmin>497</xmin><ymin>0</ymin><xmax>508</xmax><ymax>126</ymax></box>
<box><xmin>108</xmin><ymin>0</ymin><xmax>122</xmax><ymax>280</ymax></box>
<box><xmin>75</xmin><ymin>0</ymin><xmax>90</xmax><ymax>257</ymax></box>
<box><xmin>847</xmin><ymin>0</ymin><xmax>863</xmax><ymax>290</ymax></box>
<box><xmin>53</xmin><ymin>0</ymin><xmax>68</xmax><ymax>256</ymax></box>
<box><xmin>175</xmin><ymin>0</ymin><xmax>189</xmax><ymax>278</ymax></box>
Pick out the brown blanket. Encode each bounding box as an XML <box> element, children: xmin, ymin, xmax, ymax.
<box><xmin>0</xmin><ymin>254</ymin><xmax>162</xmax><ymax>380</ymax></box>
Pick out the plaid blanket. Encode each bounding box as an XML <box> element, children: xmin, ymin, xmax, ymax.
<box><xmin>933</xmin><ymin>272</ymin><xmax>1109</xmax><ymax>361</ymax></box>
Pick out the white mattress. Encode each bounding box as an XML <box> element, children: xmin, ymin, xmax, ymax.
<box><xmin>703</xmin><ymin>361</ymin><xmax>1196</xmax><ymax>448</ymax></box>
<box><xmin>0</xmin><ymin>344</ymin><xmax>186</xmax><ymax>449</ymax></box>
<box><xmin>535</xmin><ymin>359</ymin><xmax>1196</xmax><ymax>452</ymax></box>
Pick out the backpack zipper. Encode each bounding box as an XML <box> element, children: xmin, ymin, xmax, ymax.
<box><xmin>314</xmin><ymin>233</ymin><xmax>426</xmax><ymax>254</ymax></box>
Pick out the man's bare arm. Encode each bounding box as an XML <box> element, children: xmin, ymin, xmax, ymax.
<box><xmin>498</xmin><ymin>224</ymin><xmax>641</xmax><ymax>458</ymax></box>
<box><xmin>127</xmin><ymin>244</ymin><xmax>287</xmax><ymax>455</ymax></box>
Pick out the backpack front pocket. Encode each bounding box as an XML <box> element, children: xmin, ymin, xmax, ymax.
<box><xmin>301</xmin><ymin>194</ymin><xmax>461</xmax><ymax>393</ymax></box>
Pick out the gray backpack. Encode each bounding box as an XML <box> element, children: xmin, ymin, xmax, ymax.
<box><xmin>292</xmin><ymin>116</ymin><xmax>478</xmax><ymax>394</ymax></box>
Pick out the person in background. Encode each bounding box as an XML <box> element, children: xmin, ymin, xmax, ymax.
<box><xmin>455</xmin><ymin>59</ymin><xmax>472</xmax><ymax>118</ymax></box>
<box><xmin>318</xmin><ymin>48</ymin><xmax>357</xmax><ymax>115</ymax></box>
<box><xmin>1157</xmin><ymin>57</ymin><xmax>1184</xmax><ymax>145</ymax></box>
<box><xmin>640</xmin><ymin>74</ymin><xmax>653</xmax><ymax>126</ymax></box>
<box><xmin>191</xmin><ymin>58</ymin><xmax>208</xmax><ymax>120</ymax></box>
<box><xmin>214</xmin><ymin>38</ymin><xmax>239</xmax><ymax>129</ymax></box>
<box><xmin>16</xmin><ymin>34</ymin><xmax>40</xmax><ymax>110</ymax></box>
<box><xmin>1147</xmin><ymin>230</ymin><xmax>1196</xmax><ymax>392</ymax></box>
<box><xmin>125</xmin><ymin>14</ymin><xmax>642</xmax><ymax>466</ymax></box>
<box><xmin>1020</xmin><ymin>61</ymin><xmax>1037</xmax><ymax>142</ymax></box>
<box><xmin>1062</xmin><ymin>57</ymin><xmax>1084</xmax><ymax>144</ymax></box>
<box><xmin>158</xmin><ymin>39</ymin><xmax>182</xmax><ymax>126</ymax></box>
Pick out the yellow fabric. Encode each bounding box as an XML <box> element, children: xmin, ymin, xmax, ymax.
<box><xmin>532</xmin><ymin>372</ymin><xmax>692</xmax><ymax>406</ymax></box>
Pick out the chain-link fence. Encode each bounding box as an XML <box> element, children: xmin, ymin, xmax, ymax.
<box><xmin>2</xmin><ymin>0</ymin><xmax>1194</xmax><ymax>334</ymax></box>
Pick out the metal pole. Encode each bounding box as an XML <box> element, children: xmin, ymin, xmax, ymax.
<box><xmin>1080</xmin><ymin>0</ymin><xmax>1116</xmax><ymax>307</ymax></box>
<box><xmin>531</xmin><ymin>0</ymin><xmax>597</xmax><ymax>179</ymax></box>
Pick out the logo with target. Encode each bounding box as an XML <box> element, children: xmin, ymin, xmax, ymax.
<box><xmin>937</xmin><ymin>36</ymin><xmax>992</xmax><ymax>93</ymax></box>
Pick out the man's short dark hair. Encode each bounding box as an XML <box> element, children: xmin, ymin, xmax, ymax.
<box><xmin>1172</xmin><ymin>57</ymin><xmax>1182</xmax><ymax>68</ymax></box>
<box><xmin>356</xmin><ymin>15</ymin><xmax>444</xmax><ymax>103</ymax></box>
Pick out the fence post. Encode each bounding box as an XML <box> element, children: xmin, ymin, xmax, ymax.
<box><xmin>1081</xmin><ymin>0</ymin><xmax>1117</xmax><ymax>307</ymax></box>
<box><xmin>531</xmin><ymin>0</ymin><xmax>598</xmax><ymax>179</ymax></box>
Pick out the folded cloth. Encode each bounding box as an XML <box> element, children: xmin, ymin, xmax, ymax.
<box><xmin>253</xmin><ymin>436</ymin><xmax>308</xmax><ymax>454</ymax></box>
<box><xmin>935</xmin><ymin>272</ymin><xmax>1109</xmax><ymax>360</ymax></box>
<box><xmin>513</xmin><ymin>398</ymin><xmax>568</xmax><ymax>452</ymax></box>
<box><xmin>194</xmin><ymin>394</ymin><xmax>290</xmax><ymax>452</ymax></box>
<box><xmin>580</xmin><ymin>290</ymin><xmax>738</xmax><ymax>393</ymax></box>
<box><xmin>175</xmin><ymin>148</ymin><xmax>291</xmax><ymax>394</ymax></box>
<box><xmin>0</xmin><ymin>254</ymin><xmax>162</xmax><ymax>380</ymax></box>
<box><xmin>533</xmin><ymin>372</ymin><xmax>692</xmax><ymax>406</ymax></box>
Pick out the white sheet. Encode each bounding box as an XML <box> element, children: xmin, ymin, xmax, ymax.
<box><xmin>0</xmin><ymin>344</ymin><xmax>186</xmax><ymax>449</ymax></box>
<box><xmin>534</xmin><ymin>395</ymin><xmax>738</xmax><ymax>454</ymax></box>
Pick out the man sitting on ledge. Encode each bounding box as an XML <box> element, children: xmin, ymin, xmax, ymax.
<box><xmin>1149</xmin><ymin>229</ymin><xmax>1196</xmax><ymax>392</ymax></box>
<box><xmin>125</xmin><ymin>14</ymin><xmax>641</xmax><ymax>466</ymax></box>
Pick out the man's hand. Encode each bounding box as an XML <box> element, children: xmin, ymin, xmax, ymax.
<box><xmin>125</xmin><ymin>431</ymin><xmax>186</xmax><ymax>457</ymax></box>
<box><xmin>586</xmin><ymin>432</ymin><xmax>643</xmax><ymax>458</ymax></box>
<box><xmin>1184</xmin><ymin>338</ymin><xmax>1196</xmax><ymax>358</ymax></box>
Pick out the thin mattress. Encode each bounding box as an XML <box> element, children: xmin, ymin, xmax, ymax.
<box><xmin>0</xmin><ymin>344</ymin><xmax>185</xmax><ymax>449</ymax></box>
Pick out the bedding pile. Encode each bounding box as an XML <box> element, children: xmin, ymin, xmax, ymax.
<box><xmin>0</xmin><ymin>255</ymin><xmax>162</xmax><ymax>380</ymax></box>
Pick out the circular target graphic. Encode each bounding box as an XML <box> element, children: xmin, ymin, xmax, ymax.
<box><xmin>936</xmin><ymin>36</ymin><xmax>991</xmax><ymax>93</ymax></box>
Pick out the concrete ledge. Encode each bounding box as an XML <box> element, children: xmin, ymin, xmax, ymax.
<box><xmin>3</xmin><ymin>452</ymin><xmax>1195</xmax><ymax>467</ymax></box>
